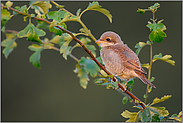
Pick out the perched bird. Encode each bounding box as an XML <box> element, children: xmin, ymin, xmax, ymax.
<box><xmin>96</xmin><ymin>31</ymin><xmax>156</xmax><ymax>88</ymax></box>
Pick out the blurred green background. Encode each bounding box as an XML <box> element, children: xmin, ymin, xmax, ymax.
<box><xmin>1</xmin><ymin>1</ymin><xmax>182</xmax><ymax>122</ymax></box>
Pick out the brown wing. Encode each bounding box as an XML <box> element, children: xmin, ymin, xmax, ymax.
<box><xmin>110</xmin><ymin>44</ymin><xmax>147</xmax><ymax>74</ymax></box>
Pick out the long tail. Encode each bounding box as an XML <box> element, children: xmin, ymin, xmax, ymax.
<box><xmin>135</xmin><ymin>71</ymin><xmax>156</xmax><ymax>88</ymax></box>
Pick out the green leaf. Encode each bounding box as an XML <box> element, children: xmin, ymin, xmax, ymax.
<box><xmin>169</xmin><ymin>111</ymin><xmax>182</xmax><ymax>122</ymax></box>
<box><xmin>152</xmin><ymin>114</ymin><xmax>160</xmax><ymax>122</ymax></box>
<box><xmin>59</xmin><ymin>33</ymin><xmax>73</xmax><ymax>60</ymax></box>
<box><xmin>86</xmin><ymin>1</ymin><xmax>112</xmax><ymax>23</ymax></box>
<box><xmin>147</xmin><ymin>23</ymin><xmax>164</xmax><ymax>31</ymax></box>
<box><xmin>125</xmin><ymin>79</ymin><xmax>134</xmax><ymax>91</ymax></box>
<box><xmin>60</xmin><ymin>40</ymin><xmax>72</xmax><ymax>60</ymax></box>
<box><xmin>127</xmin><ymin>79</ymin><xmax>134</xmax><ymax>86</ymax></box>
<box><xmin>143</xmin><ymin>94</ymin><xmax>148</xmax><ymax>99</ymax></box>
<box><xmin>28</xmin><ymin>44</ymin><xmax>44</xmax><ymax>68</ymax></box>
<box><xmin>149</xmin><ymin>77</ymin><xmax>155</xmax><ymax>83</ymax></box>
<box><xmin>6</xmin><ymin>32</ymin><xmax>17</xmax><ymax>39</ymax></box>
<box><xmin>121</xmin><ymin>110</ymin><xmax>139</xmax><ymax>122</ymax></box>
<box><xmin>79</xmin><ymin>57</ymin><xmax>100</xmax><ymax>77</ymax></box>
<box><xmin>73</xmin><ymin>37</ymin><xmax>91</xmax><ymax>48</ymax></box>
<box><xmin>137</xmin><ymin>8</ymin><xmax>146</xmax><ymax>14</ymax></box>
<box><xmin>149</xmin><ymin>30</ymin><xmax>166</xmax><ymax>43</ymax></box>
<box><xmin>49</xmin><ymin>20</ymin><xmax>63</xmax><ymax>36</ymax></box>
<box><xmin>36</xmin><ymin>21</ymin><xmax>49</xmax><ymax>29</ymax></box>
<box><xmin>99</xmin><ymin>70</ymin><xmax>108</xmax><ymax>77</ymax></box>
<box><xmin>147</xmin><ymin>23</ymin><xmax>167</xmax><ymax>43</ymax></box>
<box><xmin>141</xmin><ymin>107</ymin><xmax>151</xmax><ymax>122</ymax></box>
<box><xmin>141</xmin><ymin>63</ymin><xmax>150</xmax><ymax>69</ymax></box>
<box><xmin>43</xmin><ymin>38</ymin><xmax>54</xmax><ymax>49</ymax></box>
<box><xmin>86</xmin><ymin>44</ymin><xmax>96</xmax><ymax>57</ymax></box>
<box><xmin>47</xmin><ymin>10</ymin><xmax>67</xmax><ymax>22</ymax></box>
<box><xmin>149</xmin><ymin>106</ymin><xmax>169</xmax><ymax>118</ymax></box>
<box><xmin>13</xmin><ymin>5</ymin><xmax>28</xmax><ymax>15</ymax></box>
<box><xmin>94</xmin><ymin>78</ymin><xmax>111</xmax><ymax>86</ymax></box>
<box><xmin>96</xmin><ymin>57</ymin><xmax>103</xmax><ymax>64</ymax></box>
<box><xmin>106</xmin><ymin>81</ymin><xmax>118</xmax><ymax>90</ymax></box>
<box><xmin>50</xmin><ymin>35</ymin><xmax>61</xmax><ymax>44</ymax></box>
<box><xmin>30</xmin><ymin>1</ymin><xmax>52</xmax><ymax>16</ymax></box>
<box><xmin>153</xmin><ymin>53</ymin><xmax>162</xmax><ymax>59</ymax></box>
<box><xmin>1</xmin><ymin>8</ymin><xmax>11</xmax><ymax>27</ymax></box>
<box><xmin>148</xmin><ymin>3</ymin><xmax>160</xmax><ymax>12</ymax></box>
<box><xmin>122</xmin><ymin>96</ymin><xmax>128</xmax><ymax>104</ymax></box>
<box><xmin>76</xmin><ymin>8</ymin><xmax>81</xmax><ymax>17</ymax></box>
<box><xmin>5</xmin><ymin>1</ymin><xmax>13</xmax><ymax>9</ymax></box>
<box><xmin>17</xmin><ymin>22</ymin><xmax>46</xmax><ymax>43</ymax></box>
<box><xmin>61</xmin><ymin>14</ymin><xmax>79</xmax><ymax>23</ymax></box>
<box><xmin>1</xmin><ymin>26</ymin><xmax>5</xmax><ymax>32</ymax></box>
<box><xmin>133</xmin><ymin>105</ymin><xmax>143</xmax><ymax>110</ymax></box>
<box><xmin>63</xmin><ymin>46</ymin><xmax>72</xmax><ymax>60</ymax></box>
<box><xmin>79</xmin><ymin>28</ymin><xmax>91</xmax><ymax>36</ymax></box>
<box><xmin>151</xmin><ymin>95</ymin><xmax>172</xmax><ymax>106</ymax></box>
<box><xmin>153</xmin><ymin>53</ymin><xmax>175</xmax><ymax>66</ymax></box>
<box><xmin>73</xmin><ymin>64</ymin><xmax>89</xmax><ymax>89</ymax></box>
<box><xmin>1</xmin><ymin>38</ymin><xmax>17</xmax><ymax>58</ymax></box>
<box><xmin>135</xmin><ymin>41</ymin><xmax>147</xmax><ymax>56</ymax></box>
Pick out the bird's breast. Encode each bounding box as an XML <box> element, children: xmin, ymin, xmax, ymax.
<box><xmin>100</xmin><ymin>47</ymin><xmax>124</xmax><ymax>75</ymax></box>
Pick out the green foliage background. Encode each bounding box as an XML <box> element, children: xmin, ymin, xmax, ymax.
<box><xmin>1</xmin><ymin>1</ymin><xmax>182</xmax><ymax>122</ymax></box>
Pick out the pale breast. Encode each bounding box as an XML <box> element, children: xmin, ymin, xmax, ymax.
<box><xmin>100</xmin><ymin>47</ymin><xmax>125</xmax><ymax>76</ymax></box>
<box><xmin>100</xmin><ymin>45</ymin><xmax>140</xmax><ymax>80</ymax></box>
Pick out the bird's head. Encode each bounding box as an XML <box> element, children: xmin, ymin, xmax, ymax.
<box><xmin>96</xmin><ymin>31</ymin><xmax>123</xmax><ymax>47</ymax></box>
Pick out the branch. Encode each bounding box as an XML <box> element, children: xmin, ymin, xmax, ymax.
<box><xmin>1</xmin><ymin>4</ymin><xmax>146</xmax><ymax>109</ymax></box>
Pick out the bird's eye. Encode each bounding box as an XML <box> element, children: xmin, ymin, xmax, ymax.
<box><xmin>106</xmin><ymin>38</ymin><xmax>110</xmax><ymax>41</ymax></box>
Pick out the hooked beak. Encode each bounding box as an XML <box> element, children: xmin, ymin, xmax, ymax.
<box><xmin>96</xmin><ymin>39</ymin><xmax>106</xmax><ymax>44</ymax></box>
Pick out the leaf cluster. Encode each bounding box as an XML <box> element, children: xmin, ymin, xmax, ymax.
<box><xmin>1</xmin><ymin>1</ymin><xmax>112</xmax><ymax>89</ymax></box>
<box><xmin>121</xmin><ymin>95</ymin><xmax>172</xmax><ymax>122</ymax></box>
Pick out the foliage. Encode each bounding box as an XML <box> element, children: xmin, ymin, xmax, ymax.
<box><xmin>121</xmin><ymin>95</ymin><xmax>173</xmax><ymax>122</ymax></box>
<box><xmin>1</xmin><ymin>1</ymin><xmax>180</xmax><ymax>122</ymax></box>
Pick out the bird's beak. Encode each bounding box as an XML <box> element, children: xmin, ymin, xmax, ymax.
<box><xmin>96</xmin><ymin>39</ymin><xmax>106</xmax><ymax>44</ymax></box>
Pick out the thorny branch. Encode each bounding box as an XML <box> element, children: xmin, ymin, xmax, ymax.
<box><xmin>1</xmin><ymin>4</ymin><xmax>146</xmax><ymax>109</ymax></box>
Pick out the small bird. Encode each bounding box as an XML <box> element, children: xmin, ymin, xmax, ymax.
<box><xmin>96</xmin><ymin>31</ymin><xmax>156</xmax><ymax>88</ymax></box>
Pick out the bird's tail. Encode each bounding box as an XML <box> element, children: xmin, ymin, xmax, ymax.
<box><xmin>135</xmin><ymin>71</ymin><xmax>156</xmax><ymax>88</ymax></box>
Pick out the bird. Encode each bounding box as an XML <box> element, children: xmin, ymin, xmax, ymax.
<box><xmin>96</xmin><ymin>31</ymin><xmax>156</xmax><ymax>88</ymax></box>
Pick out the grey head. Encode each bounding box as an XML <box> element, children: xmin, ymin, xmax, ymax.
<box><xmin>97</xmin><ymin>31</ymin><xmax>123</xmax><ymax>47</ymax></box>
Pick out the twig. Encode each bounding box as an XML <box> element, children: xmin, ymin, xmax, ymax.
<box><xmin>1</xmin><ymin>4</ymin><xmax>146</xmax><ymax>109</ymax></box>
<box><xmin>50</xmin><ymin>1</ymin><xmax>74</xmax><ymax>16</ymax></box>
<box><xmin>5</xmin><ymin>30</ymin><xmax>19</xmax><ymax>34</ymax></box>
<box><xmin>145</xmin><ymin>44</ymin><xmax>153</xmax><ymax>104</ymax></box>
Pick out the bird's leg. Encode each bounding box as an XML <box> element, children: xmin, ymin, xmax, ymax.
<box><xmin>123</xmin><ymin>79</ymin><xmax>129</xmax><ymax>88</ymax></box>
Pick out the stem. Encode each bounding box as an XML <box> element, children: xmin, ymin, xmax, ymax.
<box><xmin>145</xmin><ymin>9</ymin><xmax>156</xmax><ymax>104</ymax></box>
<box><xmin>5</xmin><ymin>30</ymin><xmax>19</xmax><ymax>34</ymax></box>
<box><xmin>145</xmin><ymin>44</ymin><xmax>153</xmax><ymax>104</ymax></box>
<box><xmin>79</xmin><ymin>9</ymin><xmax>87</xmax><ymax>19</ymax></box>
<box><xmin>2</xmin><ymin>4</ymin><xmax>146</xmax><ymax>109</ymax></box>
<box><xmin>78</xmin><ymin>20</ymin><xmax>99</xmax><ymax>46</ymax></box>
<box><xmin>153</xmin><ymin>11</ymin><xmax>155</xmax><ymax>21</ymax></box>
<box><xmin>51</xmin><ymin>1</ymin><xmax>99</xmax><ymax>47</ymax></box>
<box><xmin>50</xmin><ymin>1</ymin><xmax>74</xmax><ymax>16</ymax></box>
<box><xmin>51</xmin><ymin>46</ymin><xmax>79</xmax><ymax>62</ymax></box>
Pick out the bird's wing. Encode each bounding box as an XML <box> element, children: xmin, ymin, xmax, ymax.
<box><xmin>112</xmin><ymin>44</ymin><xmax>147</xmax><ymax>74</ymax></box>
